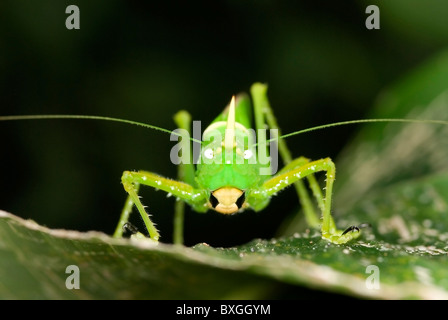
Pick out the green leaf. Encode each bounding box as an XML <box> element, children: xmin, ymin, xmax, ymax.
<box><xmin>1</xmin><ymin>204</ymin><xmax>447</xmax><ymax>299</ymax></box>
<box><xmin>2</xmin><ymin>51</ymin><xmax>448</xmax><ymax>299</ymax></box>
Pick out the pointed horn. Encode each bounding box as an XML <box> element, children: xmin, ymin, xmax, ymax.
<box><xmin>224</xmin><ymin>95</ymin><xmax>236</xmax><ymax>150</ymax></box>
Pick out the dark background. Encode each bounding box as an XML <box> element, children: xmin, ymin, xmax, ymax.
<box><xmin>1</xmin><ymin>0</ymin><xmax>447</xmax><ymax>247</ymax></box>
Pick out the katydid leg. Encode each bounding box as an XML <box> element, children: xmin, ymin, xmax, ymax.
<box><xmin>250</xmin><ymin>83</ymin><xmax>320</xmax><ymax>228</ymax></box>
<box><xmin>275</xmin><ymin>156</ymin><xmax>326</xmax><ymax>228</ymax></box>
<box><xmin>114</xmin><ymin>111</ymin><xmax>201</xmax><ymax>243</ymax></box>
<box><xmin>113</xmin><ymin>184</ymin><xmax>141</xmax><ymax>238</ymax></box>
<box><xmin>256</xmin><ymin>157</ymin><xmax>360</xmax><ymax>244</ymax></box>
<box><xmin>172</xmin><ymin>110</ymin><xmax>196</xmax><ymax>245</ymax></box>
<box><xmin>116</xmin><ymin>170</ymin><xmax>207</xmax><ymax>241</ymax></box>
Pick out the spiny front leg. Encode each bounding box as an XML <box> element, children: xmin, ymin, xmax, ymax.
<box><xmin>274</xmin><ymin>156</ymin><xmax>326</xmax><ymax>229</ymax></box>
<box><xmin>252</xmin><ymin>157</ymin><xmax>361</xmax><ymax>244</ymax></box>
<box><xmin>250</xmin><ymin>83</ymin><xmax>322</xmax><ymax>230</ymax></box>
<box><xmin>113</xmin><ymin>183</ymin><xmax>142</xmax><ymax>239</ymax></box>
<box><xmin>115</xmin><ymin>170</ymin><xmax>208</xmax><ymax>241</ymax></box>
<box><xmin>315</xmin><ymin>159</ymin><xmax>361</xmax><ymax>244</ymax></box>
<box><xmin>120</xmin><ymin>174</ymin><xmax>160</xmax><ymax>241</ymax></box>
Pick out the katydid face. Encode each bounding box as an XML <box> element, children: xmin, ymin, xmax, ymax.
<box><xmin>196</xmin><ymin>150</ymin><xmax>262</xmax><ymax>214</ymax></box>
<box><xmin>195</xmin><ymin>96</ymin><xmax>266</xmax><ymax>214</ymax></box>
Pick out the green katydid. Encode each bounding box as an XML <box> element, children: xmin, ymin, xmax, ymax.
<box><xmin>115</xmin><ymin>82</ymin><xmax>357</xmax><ymax>245</ymax></box>
<box><xmin>1</xmin><ymin>82</ymin><xmax>447</xmax><ymax>245</ymax></box>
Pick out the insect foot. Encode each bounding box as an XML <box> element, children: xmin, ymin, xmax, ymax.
<box><xmin>322</xmin><ymin>223</ymin><xmax>370</xmax><ymax>244</ymax></box>
<box><xmin>321</xmin><ymin>228</ymin><xmax>362</xmax><ymax>244</ymax></box>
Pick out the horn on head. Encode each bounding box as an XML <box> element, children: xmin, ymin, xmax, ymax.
<box><xmin>224</xmin><ymin>95</ymin><xmax>236</xmax><ymax>151</ymax></box>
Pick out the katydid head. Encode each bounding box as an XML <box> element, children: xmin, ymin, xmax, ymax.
<box><xmin>195</xmin><ymin>96</ymin><xmax>264</xmax><ymax>214</ymax></box>
<box><xmin>196</xmin><ymin>128</ymin><xmax>262</xmax><ymax>214</ymax></box>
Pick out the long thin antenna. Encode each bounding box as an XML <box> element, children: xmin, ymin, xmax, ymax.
<box><xmin>3</xmin><ymin>115</ymin><xmax>448</xmax><ymax>147</ymax></box>
<box><xmin>252</xmin><ymin>118</ymin><xmax>448</xmax><ymax>147</ymax></box>
<box><xmin>0</xmin><ymin>114</ymin><xmax>203</xmax><ymax>144</ymax></box>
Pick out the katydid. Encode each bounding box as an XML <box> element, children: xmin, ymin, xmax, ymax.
<box><xmin>1</xmin><ymin>82</ymin><xmax>447</xmax><ymax>245</ymax></box>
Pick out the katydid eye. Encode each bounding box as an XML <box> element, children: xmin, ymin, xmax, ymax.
<box><xmin>243</xmin><ymin>150</ymin><xmax>253</xmax><ymax>159</ymax></box>
<box><xmin>204</xmin><ymin>148</ymin><xmax>214</xmax><ymax>159</ymax></box>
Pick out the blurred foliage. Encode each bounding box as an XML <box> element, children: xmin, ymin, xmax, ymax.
<box><xmin>1</xmin><ymin>0</ymin><xmax>448</xmax><ymax>250</ymax></box>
